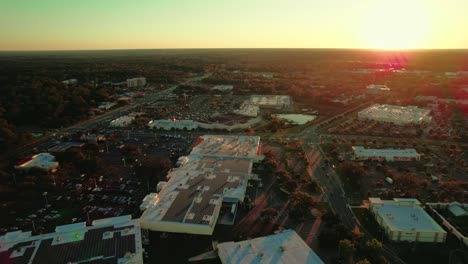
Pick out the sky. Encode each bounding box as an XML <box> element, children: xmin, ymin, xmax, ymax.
<box><xmin>0</xmin><ymin>0</ymin><xmax>467</xmax><ymax>51</ymax></box>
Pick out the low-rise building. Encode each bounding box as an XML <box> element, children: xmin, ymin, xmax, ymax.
<box><xmin>0</xmin><ymin>215</ymin><xmax>143</xmax><ymax>264</ymax></box>
<box><xmin>48</xmin><ymin>142</ymin><xmax>85</xmax><ymax>153</ymax></box>
<box><xmin>366</xmin><ymin>84</ymin><xmax>390</xmax><ymax>94</ymax></box>
<box><xmin>14</xmin><ymin>153</ymin><xmax>59</xmax><ymax>172</ymax></box>
<box><xmin>62</xmin><ymin>79</ymin><xmax>78</xmax><ymax>85</ymax></box>
<box><xmin>358</xmin><ymin>104</ymin><xmax>432</xmax><ymax>124</ymax></box>
<box><xmin>127</xmin><ymin>77</ymin><xmax>146</xmax><ymax>88</ymax></box>
<box><xmin>140</xmin><ymin>135</ymin><xmax>262</xmax><ymax>235</ymax></box>
<box><xmin>217</xmin><ymin>229</ymin><xmax>324</xmax><ymax>264</ymax></box>
<box><xmin>369</xmin><ymin>198</ymin><xmax>446</xmax><ymax>243</ymax></box>
<box><xmin>427</xmin><ymin>202</ymin><xmax>468</xmax><ymax>246</ymax></box>
<box><xmin>110</xmin><ymin>115</ymin><xmax>133</xmax><ymax>127</ymax></box>
<box><xmin>148</xmin><ymin>120</ymin><xmax>198</xmax><ymax>130</ymax></box>
<box><xmin>80</xmin><ymin>134</ymin><xmax>106</xmax><ymax>143</ymax></box>
<box><xmin>352</xmin><ymin>146</ymin><xmax>420</xmax><ymax>161</ymax></box>
<box><xmin>212</xmin><ymin>85</ymin><xmax>233</xmax><ymax>91</ymax></box>
<box><xmin>250</xmin><ymin>95</ymin><xmax>291</xmax><ymax>109</ymax></box>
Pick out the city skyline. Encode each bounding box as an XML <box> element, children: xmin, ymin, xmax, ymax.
<box><xmin>1</xmin><ymin>0</ymin><xmax>467</xmax><ymax>51</ymax></box>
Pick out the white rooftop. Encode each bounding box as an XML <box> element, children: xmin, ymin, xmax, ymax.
<box><xmin>15</xmin><ymin>153</ymin><xmax>58</xmax><ymax>171</ymax></box>
<box><xmin>353</xmin><ymin>146</ymin><xmax>420</xmax><ymax>158</ymax></box>
<box><xmin>370</xmin><ymin>198</ymin><xmax>445</xmax><ymax>232</ymax></box>
<box><xmin>191</xmin><ymin>135</ymin><xmax>261</xmax><ymax>158</ymax></box>
<box><xmin>358</xmin><ymin>104</ymin><xmax>431</xmax><ymax>124</ymax></box>
<box><xmin>217</xmin><ymin>229</ymin><xmax>324</xmax><ymax>264</ymax></box>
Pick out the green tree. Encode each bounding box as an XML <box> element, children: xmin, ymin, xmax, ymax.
<box><xmin>339</xmin><ymin>239</ymin><xmax>356</xmax><ymax>257</ymax></box>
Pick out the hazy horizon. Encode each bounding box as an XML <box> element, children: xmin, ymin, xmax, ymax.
<box><xmin>1</xmin><ymin>0</ymin><xmax>467</xmax><ymax>51</ymax></box>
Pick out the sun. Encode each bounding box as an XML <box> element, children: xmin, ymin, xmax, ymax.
<box><xmin>359</xmin><ymin>1</ymin><xmax>431</xmax><ymax>50</ymax></box>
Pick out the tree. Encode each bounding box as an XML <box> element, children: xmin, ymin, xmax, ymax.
<box><xmin>356</xmin><ymin>259</ymin><xmax>371</xmax><ymax>264</ymax></box>
<box><xmin>339</xmin><ymin>239</ymin><xmax>356</xmax><ymax>256</ymax></box>
<box><xmin>283</xmin><ymin>179</ymin><xmax>298</xmax><ymax>192</ymax></box>
<box><xmin>260</xmin><ymin>208</ymin><xmax>279</xmax><ymax>222</ymax></box>
<box><xmin>289</xmin><ymin>191</ymin><xmax>316</xmax><ymax>219</ymax></box>
<box><xmin>394</xmin><ymin>173</ymin><xmax>419</xmax><ymax>190</ymax></box>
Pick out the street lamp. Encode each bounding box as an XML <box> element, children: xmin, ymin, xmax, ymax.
<box><xmin>122</xmin><ymin>158</ymin><xmax>126</xmax><ymax>167</ymax></box>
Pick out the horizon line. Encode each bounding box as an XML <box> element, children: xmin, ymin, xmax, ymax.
<box><xmin>1</xmin><ymin>47</ymin><xmax>468</xmax><ymax>53</ymax></box>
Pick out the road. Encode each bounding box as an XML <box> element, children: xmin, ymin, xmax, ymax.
<box><xmin>300</xmin><ymin>125</ymin><xmax>407</xmax><ymax>264</ymax></box>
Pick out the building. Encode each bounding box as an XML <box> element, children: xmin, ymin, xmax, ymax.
<box><xmin>366</xmin><ymin>84</ymin><xmax>390</xmax><ymax>94</ymax></box>
<box><xmin>234</xmin><ymin>103</ymin><xmax>259</xmax><ymax>117</ymax></box>
<box><xmin>217</xmin><ymin>229</ymin><xmax>324</xmax><ymax>264</ymax></box>
<box><xmin>140</xmin><ymin>135</ymin><xmax>262</xmax><ymax>235</ymax></box>
<box><xmin>48</xmin><ymin>142</ymin><xmax>85</xmax><ymax>153</ymax></box>
<box><xmin>148</xmin><ymin>120</ymin><xmax>198</xmax><ymax>131</ymax></box>
<box><xmin>427</xmin><ymin>202</ymin><xmax>468</xmax><ymax>246</ymax></box>
<box><xmin>110</xmin><ymin>116</ymin><xmax>133</xmax><ymax>127</ymax></box>
<box><xmin>358</xmin><ymin>104</ymin><xmax>432</xmax><ymax>124</ymax></box>
<box><xmin>212</xmin><ymin>85</ymin><xmax>233</xmax><ymax>91</ymax></box>
<box><xmin>127</xmin><ymin>77</ymin><xmax>146</xmax><ymax>88</ymax></box>
<box><xmin>14</xmin><ymin>153</ymin><xmax>59</xmax><ymax>172</ymax></box>
<box><xmin>368</xmin><ymin>198</ymin><xmax>446</xmax><ymax>243</ymax></box>
<box><xmin>0</xmin><ymin>215</ymin><xmax>143</xmax><ymax>264</ymax></box>
<box><xmin>98</xmin><ymin>102</ymin><xmax>117</xmax><ymax>110</ymax></box>
<box><xmin>250</xmin><ymin>95</ymin><xmax>291</xmax><ymax>109</ymax></box>
<box><xmin>62</xmin><ymin>79</ymin><xmax>78</xmax><ymax>85</ymax></box>
<box><xmin>352</xmin><ymin>146</ymin><xmax>420</xmax><ymax>161</ymax></box>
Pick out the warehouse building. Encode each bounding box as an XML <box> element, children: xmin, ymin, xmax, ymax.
<box><xmin>148</xmin><ymin>119</ymin><xmax>198</xmax><ymax>130</ymax></box>
<box><xmin>369</xmin><ymin>198</ymin><xmax>446</xmax><ymax>243</ymax></box>
<box><xmin>140</xmin><ymin>135</ymin><xmax>262</xmax><ymax>235</ymax></box>
<box><xmin>358</xmin><ymin>104</ymin><xmax>432</xmax><ymax>124</ymax></box>
<box><xmin>352</xmin><ymin>146</ymin><xmax>420</xmax><ymax>161</ymax></box>
<box><xmin>14</xmin><ymin>153</ymin><xmax>59</xmax><ymax>172</ymax></box>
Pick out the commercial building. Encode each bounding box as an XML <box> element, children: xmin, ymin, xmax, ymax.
<box><xmin>0</xmin><ymin>215</ymin><xmax>143</xmax><ymax>264</ymax></box>
<box><xmin>369</xmin><ymin>198</ymin><xmax>446</xmax><ymax>243</ymax></box>
<box><xmin>14</xmin><ymin>153</ymin><xmax>59</xmax><ymax>172</ymax></box>
<box><xmin>427</xmin><ymin>202</ymin><xmax>468</xmax><ymax>246</ymax></box>
<box><xmin>80</xmin><ymin>134</ymin><xmax>106</xmax><ymax>143</ymax></box>
<box><xmin>48</xmin><ymin>142</ymin><xmax>84</xmax><ymax>153</ymax></box>
<box><xmin>250</xmin><ymin>95</ymin><xmax>291</xmax><ymax>109</ymax></box>
<box><xmin>148</xmin><ymin>120</ymin><xmax>198</xmax><ymax>131</ymax></box>
<box><xmin>352</xmin><ymin>146</ymin><xmax>421</xmax><ymax>161</ymax></box>
<box><xmin>127</xmin><ymin>77</ymin><xmax>146</xmax><ymax>88</ymax></box>
<box><xmin>358</xmin><ymin>104</ymin><xmax>432</xmax><ymax>124</ymax></box>
<box><xmin>140</xmin><ymin>135</ymin><xmax>262</xmax><ymax>235</ymax></box>
<box><xmin>62</xmin><ymin>79</ymin><xmax>78</xmax><ymax>85</ymax></box>
<box><xmin>110</xmin><ymin>115</ymin><xmax>134</xmax><ymax>127</ymax></box>
<box><xmin>217</xmin><ymin>229</ymin><xmax>324</xmax><ymax>264</ymax></box>
<box><xmin>366</xmin><ymin>84</ymin><xmax>390</xmax><ymax>94</ymax></box>
<box><xmin>234</xmin><ymin>104</ymin><xmax>259</xmax><ymax>117</ymax></box>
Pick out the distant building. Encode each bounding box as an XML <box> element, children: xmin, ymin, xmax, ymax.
<box><xmin>140</xmin><ymin>135</ymin><xmax>262</xmax><ymax>235</ymax></box>
<box><xmin>369</xmin><ymin>198</ymin><xmax>446</xmax><ymax>243</ymax></box>
<box><xmin>14</xmin><ymin>153</ymin><xmax>59</xmax><ymax>172</ymax></box>
<box><xmin>358</xmin><ymin>104</ymin><xmax>432</xmax><ymax>124</ymax></box>
<box><xmin>427</xmin><ymin>202</ymin><xmax>468</xmax><ymax>246</ymax></box>
<box><xmin>366</xmin><ymin>84</ymin><xmax>390</xmax><ymax>94</ymax></box>
<box><xmin>148</xmin><ymin>120</ymin><xmax>198</xmax><ymax>130</ymax></box>
<box><xmin>217</xmin><ymin>229</ymin><xmax>324</xmax><ymax>264</ymax></box>
<box><xmin>62</xmin><ymin>79</ymin><xmax>78</xmax><ymax>85</ymax></box>
<box><xmin>0</xmin><ymin>215</ymin><xmax>143</xmax><ymax>264</ymax></box>
<box><xmin>234</xmin><ymin>103</ymin><xmax>259</xmax><ymax>117</ymax></box>
<box><xmin>98</xmin><ymin>102</ymin><xmax>117</xmax><ymax>110</ymax></box>
<box><xmin>48</xmin><ymin>142</ymin><xmax>84</xmax><ymax>153</ymax></box>
<box><xmin>110</xmin><ymin>115</ymin><xmax>133</xmax><ymax>127</ymax></box>
<box><xmin>250</xmin><ymin>95</ymin><xmax>291</xmax><ymax>109</ymax></box>
<box><xmin>212</xmin><ymin>85</ymin><xmax>233</xmax><ymax>91</ymax></box>
<box><xmin>127</xmin><ymin>77</ymin><xmax>146</xmax><ymax>88</ymax></box>
<box><xmin>352</xmin><ymin>146</ymin><xmax>420</xmax><ymax>161</ymax></box>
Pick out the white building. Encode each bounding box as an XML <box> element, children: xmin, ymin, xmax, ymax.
<box><xmin>140</xmin><ymin>135</ymin><xmax>262</xmax><ymax>235</ymax></box>
<box><xmin>0</xmin><ymin>215</ymin><xmax>143</xmax><ymax>264</ymax></box>
<box><xmin>250</xmin><ymin>95</ymin><xmax>291</xmax><ymax>109</ymax></box>
<box><xmin>366</xmin><ymin>84</ymin><xmax>390</xmax><ymax>94</ymax></box>
<box><xmin>212</xmin><ymin>85</ymin><xmax>233</xmax><ymax>91</ymax></box>
<box><xmin>217</xmin><ymin>229</ymin><xmax>323</xmax><ymax>264</ymax></box>
<box><xmin>127</xmin><ymin>77</ymin><xmax>146</xmax><ymax>88</ymax></box>
<box><xmin>352</xmin><ymin>146</ymin><xmax>420</xmax><ymax>161</ymax></box>
<box><xmin>148</xmin><ymin>120</ymin><xmax>198</xmax><ymax>130</ymax></box>
<box><xmin>14</xmin><ymin>153</ymin><xmax>59</xmax><ymax>172</ymax></box>
<box><xmin>62</xmin><ymin>79</ymin><xmax>78</xmax><ymax>85</ymax></box>
<box><xmin>110</xmin><ymin>115</ymin><xmax>133</xmax><ymax>127</ymax></box>
<box><xmin>358</xmin><ymin>104</ymin><xmax>432</xmax><ymax>124</ymax></box>
<box><xmin>427</xmin><ymin>202</ymin><xmax>468</xmax><ymax>246</ymax></box>
<box><xmin>369</xmin><ymin>198</ymin><xmax>446</xmax><ymax>243</ymax></box>
<box><xmin>234</xmin><ymin>103</ymin><xmax>259</xmax><ymax>117</ymax></box>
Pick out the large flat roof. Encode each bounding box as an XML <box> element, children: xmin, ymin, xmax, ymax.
<box><xmin>0</xmin><ymin>215</ymin><xmax>143</xmax><ymax>264</ymax></box>
<box><xmin>217</xmin><ymin>229</ymin><xmax>324</xmax><ymax>264</ymax></box>
<box><xmin>353</xmin><ymin>146</ymin><xmax>420</xmax><ymax>158</ymax></box>
<box><xmin>358</xmin><ymin>104</ymin><xmax>431</xmax><ymax>124</ymax></box>
<box><xmin>370</xmin><ymin>198</ymin><xmax>445</xmax><ymax>233</ymax></box>
<box><xmin>191</xmin><ymin>135</ymin><xmax>260</xmax><ymax>158</ymax></box>
<box><xmin>140</xmin><ymin>135</ymin><xmax>261</xmax><ymax>235</ymax></box>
